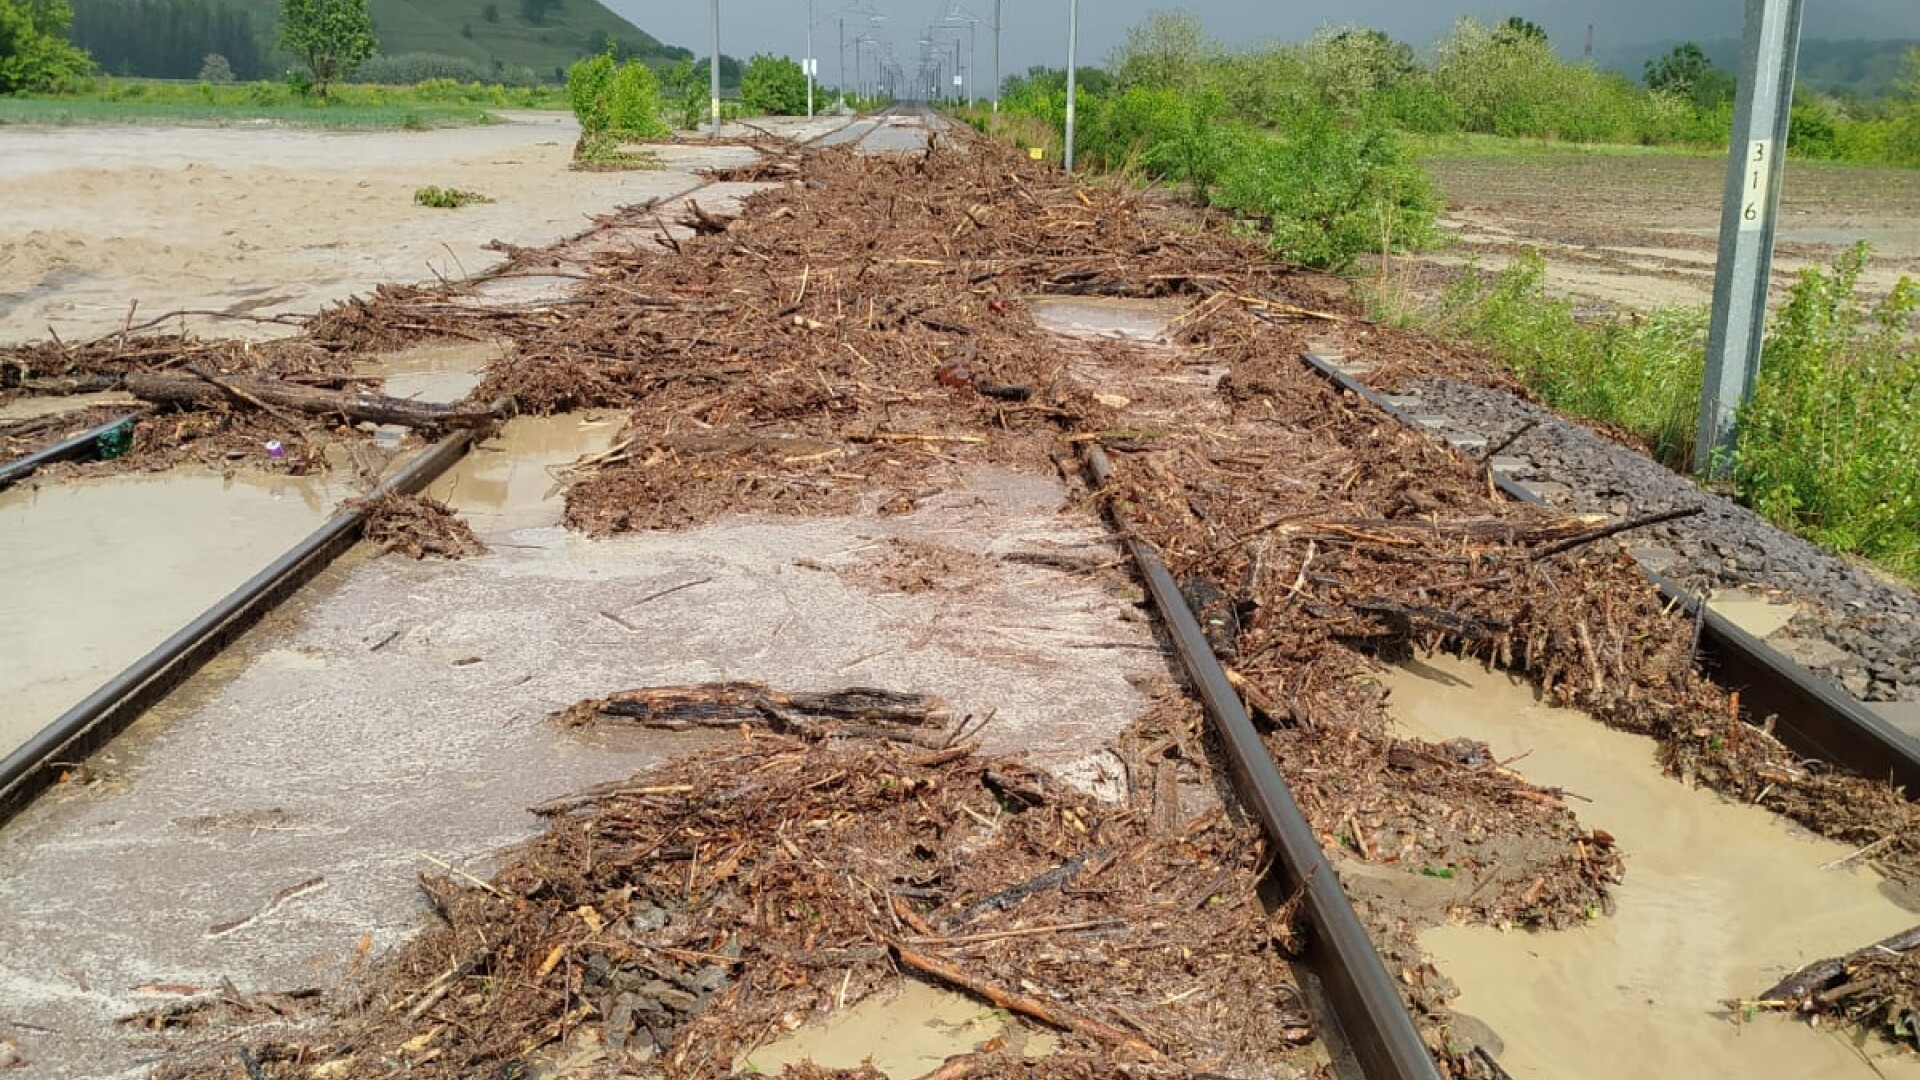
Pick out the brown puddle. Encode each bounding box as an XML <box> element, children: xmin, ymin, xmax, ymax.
<box><xmin>739</xmin><ymin>979</ymin><xmax>1056</xmax><ymax>1077</ymax></box>
<box><xmin>1386</xmin><ymin>655</ymin><xmax>1920</xmax><ymax>1080</ymax></box>
<box><xmin>428</xmin><ymin>412</ymin><xmax>622</xmax><ymax>534</ymax></box>
<box><xmin>1024</xmin><ymin>296</ymin><xmax>1186</xmax><ymax>342</ymax></box>
<box><xmin>357</xmin><ymin>342</ymin><xmax>503</xmax><ymax>405</ymax></box>
<box><xmin>0</xmin><ymin>470</ymin><xmax>351</xmax><ymax>754</ymax></box>
<box><xmin>1707</xmin><ymin>587</ymin><xmax>1801</xmax><ymax>640</ymax></box>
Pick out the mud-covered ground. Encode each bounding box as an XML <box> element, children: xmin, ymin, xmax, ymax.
<box><xmin>1416</xmin><ymin>149</ymin><xmax>1920</xmax><ymax>310</ymax></box>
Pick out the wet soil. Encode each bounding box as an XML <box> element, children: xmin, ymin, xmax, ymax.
<box><xmin>1418</xmin><ymin>152</ymin><xmax>1920</xmax><ymax>310</ymax></box>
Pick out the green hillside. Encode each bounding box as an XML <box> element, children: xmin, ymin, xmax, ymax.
<box><xmin>69</xmin><ymin>0</ymin><xmax>691</xmax><ymax>83</ymax></box>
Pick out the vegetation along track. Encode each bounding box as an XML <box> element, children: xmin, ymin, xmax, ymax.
<box><xmin>2</xmin><ymin>120</ymin><xmax>1917</xmax><ymax>1077</ymax></box>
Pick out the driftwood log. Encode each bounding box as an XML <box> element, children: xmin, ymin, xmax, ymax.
<box><xmin>1756</xmin><ymin>923</ymin><xmax>1920</xmax><ymax>1006</ymax></box>
<box><xmin>612</xmin><ymin>684</ymin><xmax>947</xmax><ymax>727</ymax></box>
<box><xmin>124</xmin><ymin>371</ymin><xmax>502</xmax><ymax>429</ymax></box>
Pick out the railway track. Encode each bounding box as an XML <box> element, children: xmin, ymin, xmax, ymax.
<box><xmin>1</xmin><ymin>111</ymin><xmax>1912</xmax><ymax>1079</ymax></box>
<box><xmin>1301</xmin><ymin>350</ymin><xmax>1920</xmax><ymax>796</ymax></box>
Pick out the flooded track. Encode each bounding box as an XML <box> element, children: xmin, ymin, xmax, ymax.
<box><xmin>1394</xmin><ymin>656</ymin><xmax>1920</xmax><ymax>1080</ymax></box>
<box><xmin>1303</xmin><ymin>350</ymin><xmax>1920</xmax><ymax>794</ymax></box>
<box><xmin>4</xmin><ymin>111</ymin><xmax>1919</xmax><ymax>1080</ymax></box>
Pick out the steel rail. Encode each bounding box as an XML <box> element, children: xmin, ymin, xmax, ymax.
<box><xmin>1300</xmin><ymin>351</ymin><xmax>1920</xmax><ymax>795</ymax></box>
<box><xmin>0</xmin><ymin>432</ymin><xmax>476</xmax><ymax>825</ymax></box>
<box><xmin>0</xmin><ymin>120</ymin><xmax>883</xmax><ymax>827</ymax></box>
<box><xmin>0</xmin><ymin>411</ymin><xmax>143</xmax><ymax>490</ymax></box>
<box><xmin>1084</xmin><ymin>445</ymin><xmax>1445</xmax><ymax>1080</ymax></box>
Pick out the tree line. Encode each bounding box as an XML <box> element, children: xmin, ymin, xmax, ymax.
<box><xmin>68</xmin><ymin>0</ymin><xmax>270</xmax><ymax>80</ymax></box>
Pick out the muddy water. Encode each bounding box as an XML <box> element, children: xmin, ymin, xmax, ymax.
<box><xmin>743</xmin><ymin>979</ymin><xmax>1055</xmax><ymax>1076</ymax></box>
<box><xmin>1707</xmin><ymin>588</ymin><xmax>1801</xmax><ymax>640</ymax></box>
<box><xmin>0</xmin><ymin>470</ymin><xmax>349</xmax><ymax>754</ymax></box>
<box><xmin>1025</xmin><ymin>296</ymin><xmax>1186</xmax><ymax>342</ymax></box>
<box><xmin>1387</xmin><ymin>655</ymin><xmax>1920</xmax><ymax>1080</ymax></box>
<box><xmin>0</xmin><ymin>390</ymin><xmax>139</xmax><ymax>423</ymax></box>
<box><xmin>358</xmin><ymin>342</ymin><xmax>502</xmax><ymax>405</ymax></box>
<box><xmin>428</xmin><ymin>412</ymin><xmax>622</xmax><ymax>533</ymax></box>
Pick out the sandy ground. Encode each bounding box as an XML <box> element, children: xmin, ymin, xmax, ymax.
<box><xmin>0</xmin><ymin>112</ymin><xmax>815</xmax><ymax>346</ymax></box>
<box><xmin>1414</xmin><ymin>152</ymin><xmax>1920</xmax><ymax>310</ymax></box>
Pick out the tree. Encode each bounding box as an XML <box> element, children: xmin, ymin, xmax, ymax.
<box><xmin>277</xmin><ymin>0</ymin><xmax>374</xmax><ymax>96</ymax></box>
<box><xmin>518</xmin><ymin>0</ymin><xmax>558</xmax><ymax>27</ymax></box>
<box><xmin>1109</xmin><ymin>8</ymin><xmax>1214</xmax><ymax>91</ymax></box>
<box><xmin>1494</xmin><ymin>16</ymin><xmax>1547</xmax><ymax>47</ymax></box>
<box><xmin>1644</xmin><ymin>41</ymin><xmax>1733</xmax><ymax>108</ymax></box>
<box><xmin>197</xmin><ymin>50</ymin><xmax>230</xmax><ymax>80</ymax></box>
<box><xmin>740</xmin><ymin>52</ymin><xmax>805</xmax><ymax>115</ymax></box>
<box><xmin>481</xmin><ymin>1</ymin><xmax>496</xmax><ymax>20</ymax></box>
<box><xmin>0</xmin><ymin>0</ymin><xmax>92</xmax><ymax>93</ymax></box>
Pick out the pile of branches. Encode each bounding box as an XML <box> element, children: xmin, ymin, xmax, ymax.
<box><xmin>351</xmin><ymin>493</ymin><xmax>490</xmax><ymax>560</ymax></box>
<box><xmin>1123</xmin><ymin>300</ymin><xmax>1920</xmax><ymax>891</ymax></box>
<box><xmin>1744</xmin><ymin>925</ymin><xmax>1920</xmax><ymax>1050</ymax></box>
<box><xmin>156</xmin><ymin>732</ymin><xmax>1316</xmax><ymax>1080</ymax></box>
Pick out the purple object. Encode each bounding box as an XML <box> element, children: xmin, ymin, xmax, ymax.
<box><xmin>265</xmin><ymin>440</ymin><xmax>286</xmax><ymax>460</ymax></box>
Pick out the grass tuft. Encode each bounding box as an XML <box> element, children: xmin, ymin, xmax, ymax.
<box><xmin>413</xmin><ymin>186</ymin><xmax>493</xmax><ymax>208</ymax></box>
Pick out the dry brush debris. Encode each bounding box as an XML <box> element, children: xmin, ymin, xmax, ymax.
<box><xmin>154</xmin><ymin>732</ymin><xmax>1317</xmax><ymax>1080</ymax></box>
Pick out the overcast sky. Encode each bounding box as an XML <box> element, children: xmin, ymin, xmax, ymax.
<box><xmin>605</xmin><ymin>1</ymin><xmax>1920</xmax><ymax>90</ymax></box>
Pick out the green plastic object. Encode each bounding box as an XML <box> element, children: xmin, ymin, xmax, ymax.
<box><xmin>95</xmin><ymin>419</ymin><xmax>134</xmax><ymax>461</ymax></box>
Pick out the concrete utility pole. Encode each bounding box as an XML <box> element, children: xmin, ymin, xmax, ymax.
<box><xmin>806</xmin><ymin>0</ymin><xmax>814</xmax><ymax>118</ymax></box>
<box><xmin>992</xmin><ymin>0</ymin><xmax>1001</xmax><ymax>112</ymax></box>
<box><xmin>709</xmin><ymin>0</ymin><xmax>722</xmax><ymax>136</ymax></box>
<box><xmin>1063</xmin><ymin>0</ymin><xmax>1078</xmax><ymax>171</ymax></box>
<box><xmin>1695</xmin><ymin>0</ymin><xmax>1806</xmax><ymax>473</ymax></box>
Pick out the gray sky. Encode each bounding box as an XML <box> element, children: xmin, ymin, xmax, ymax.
<box><xmin>605</xmin><ymin>1</ymin><xmax>1920</xmax><ymax>90</ymax></box>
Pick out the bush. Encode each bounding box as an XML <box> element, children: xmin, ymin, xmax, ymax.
<box><xmin>567</xmin><ymin>52</ymin><xmax>667</xmax><ymax>139</ymax></box>
<box><xmin>565</xmin><ymin>51</ymin><xmax>614</xmax><ymax>132</ymax></box>
<box><xmin>1077</xmin><ymin>84</ymin><xmax>1224</xmax><ymax>190</ymax></box>
<box><xmin>603</xmin><ymin>60</ymin><xmax>667</xmax><ymax>137</ymax></box>
<box><xmin>414</xmin><ymin>185</ymin><xmax>492</xmax><ymax>207</ymax></box>
<box><xmin>1212</xmin><ymin>110</ymin><xmax>1438</xmax><ymax>271</ymax></box>
<box><xmin>739</xmin><ymin>53</ymin><xmax>805</xmax><ymax>115</ymax></box>
<box><xmin>0</xmin><ymin>0</ymin><xmax>93</xmax><ymax>93</ymax></box>
<box><xmin>356</xmin><ymin>52</ymin><xmax>492</xmax><ymax>86</ymax></box>
<box><xmin>197</xmin><ymin>52</ymin><xmax>233</xmax><ymax>83</ymax></box>
<box><xmin>1735</xmin><ymin>246</ymin><xmax>1920</xmax><ymax>575</ymax></box>
<box><xmin>1430</xmin><ymin>252</ymin><xmax>1709</xmax><ymax>465</ymax></box>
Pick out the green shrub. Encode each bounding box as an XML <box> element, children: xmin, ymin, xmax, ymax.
<box><xmin>356</xmin><ymin>52</ymin><xmax>491</xmax><ymax>86</ymax></box>
<box><xmin>1212</xmin><ymin>109</ymin><xmax>1438</xmax><ymax>271</ymax></box>
<box><xmin>566</xmin><ymin>52</ymin><xmax>615</xmax><ymax>133</ymax></box>
<box><xmin>566</xmin><ymin>52</ymin><xmax>666</xmax><ymax>140</ymax></box>
<box><xmin>1429</xmin><ymin>252</ymin><xmax>1709</xmax><ymax>465</ymax></box>
<box><xmin>413</xmin><ymin>185</ymin><xmax>492</xmax><ymax>207</ymax></box>
<box><xmin>739</xmin><ymin>53</ymin><xmax>805</xmax><ymax>115</ymax></box>
<box><xmin>1077</xmin><ymin>84</ymin><xmax>1225</xmax><ymax>191</ymax></box>
<box><xmin>604</xmin><ymin>60</ymin><xmax>667</xmax><ymax>137</ymax></box>
<box><xmin>1735</xmin><ymin>246</ymin><xmax>1920</xmax><ymax>575</ymax></box>
<box><xmin>1</xmin><ymin>0</ymin><xmax>93</xmax><ymax>93</ymax></box>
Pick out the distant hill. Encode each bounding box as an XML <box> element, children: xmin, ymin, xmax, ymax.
<box><xmin>1521</xmin><ymin>0</ymin><xmax>1920</xmax><ymax>49</ymax></box>
<box><xmin>1600</xmin><ymin>38</ymin><xmax>1917</xmax><ymax>100</ymax></box>
<box><xmin>69</xmin><ymin>0</ymin><xmax>691</xmax><ymax>83</ymax></box>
